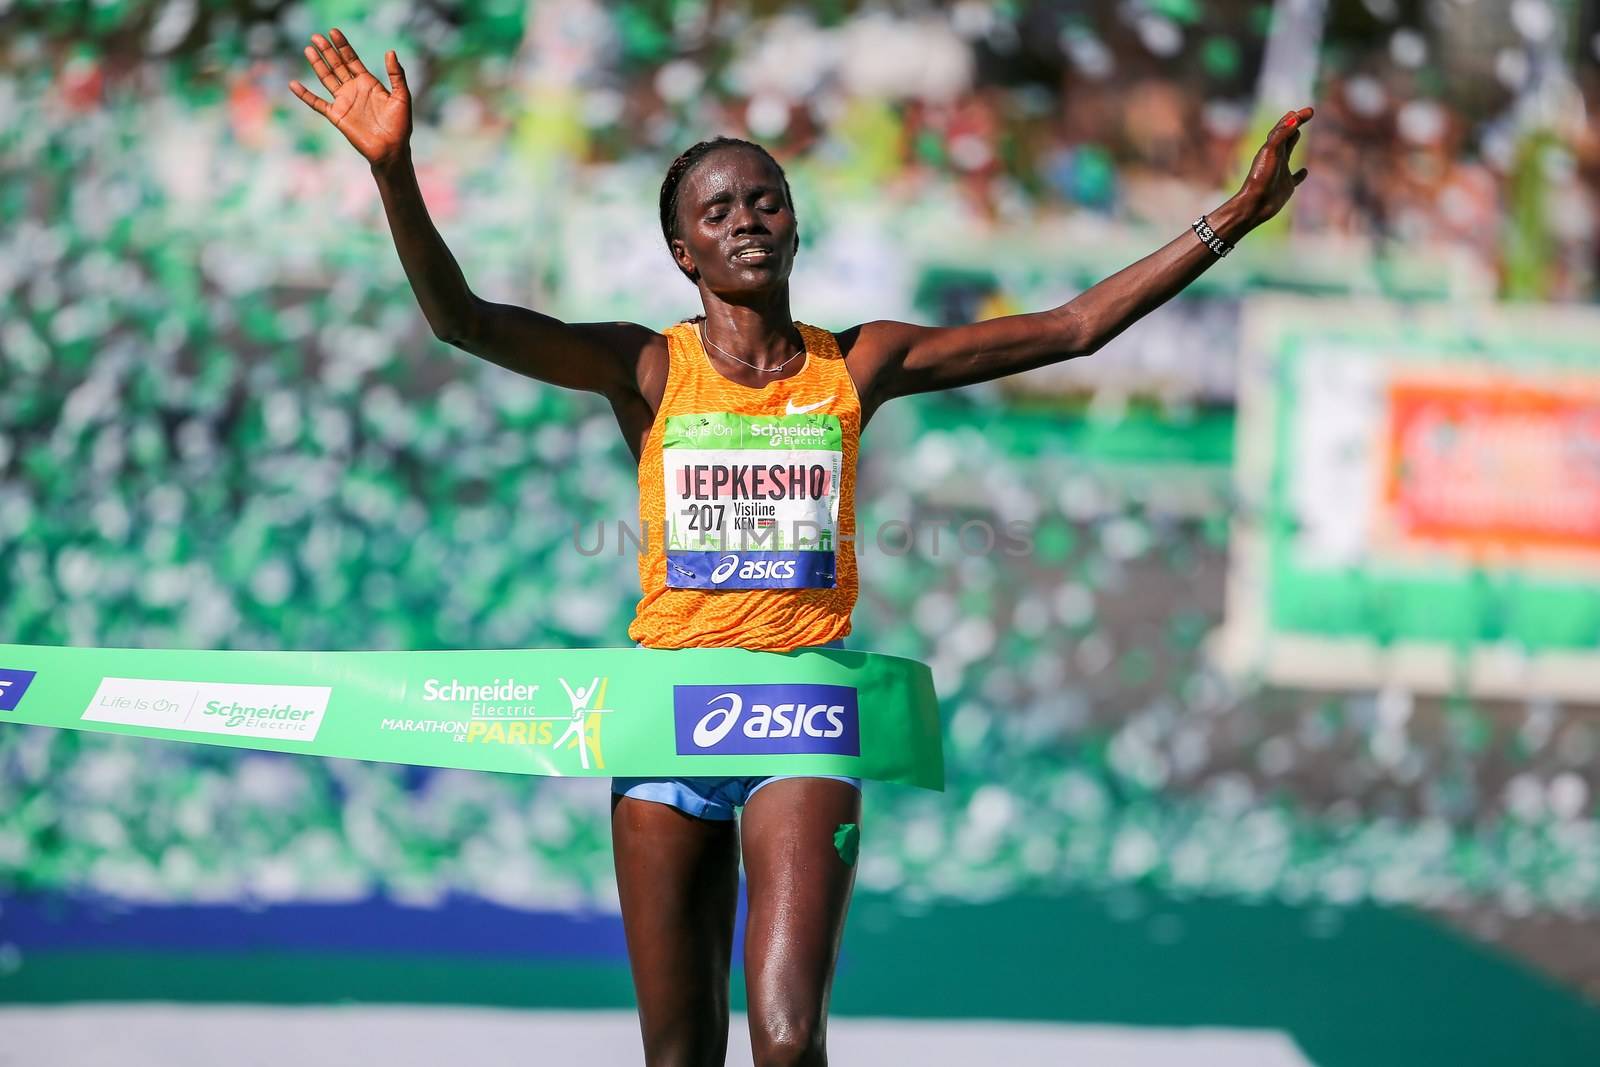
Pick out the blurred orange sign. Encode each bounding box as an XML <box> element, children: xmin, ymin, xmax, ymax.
<box><xmin>1383</xmin><ymin>378</ymin><xmax>1600</xmax><ymax>557</ymax></box>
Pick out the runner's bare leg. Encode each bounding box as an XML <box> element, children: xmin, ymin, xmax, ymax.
<box><xmin>612</xmin><ymin>795</ymin><xmax>741</xmax><ymax>1067</ymax></box>
<box><xmin>740</xmin><ymin>778</ymin><xmax>861</xmax><ymax>1067</ymax></box>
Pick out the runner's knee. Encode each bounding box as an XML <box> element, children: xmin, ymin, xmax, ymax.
<box><xmin>642</xmin><ymin>1024</ymin><xmax>727</xmax><ymax>1067</ymax></box>
<box><xmin>749</xmin><ymin>1012</ymin><xmax>825</xmax><ymax>1067</ymax></box>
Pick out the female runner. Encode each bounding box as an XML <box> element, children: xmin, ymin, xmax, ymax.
<box><xmin>291</xmin><ymin>28</ymin><xmax>1313</xmax><ymax>1067</ymax></box>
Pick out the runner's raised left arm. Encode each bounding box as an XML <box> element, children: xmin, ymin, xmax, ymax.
<box><xmin>844</xmin><ymin>107</ymin><xmax>1313</xmax><ymax>417</ymax></box>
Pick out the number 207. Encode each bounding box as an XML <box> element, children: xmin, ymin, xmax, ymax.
<box><xmin>683</xmin><ymin>504</ymin><xmax>725</xmax><ymax>530</ymax></box>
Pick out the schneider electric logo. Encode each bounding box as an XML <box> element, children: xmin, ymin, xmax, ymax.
<box><xmin>710</xmin><ymin>554</ymin><xmax>797</xmax><ymax>585</ymax></box>
<box><xmin>397</xmin><ymin>673</ymin><xmax>611</xmax><ymax>771</ymax></box>
<box><xmin>202</xmin><ymin>698</ymin><xmax>320</xmax><ymax>731</ymax></box>
<box><xmin>0</xmin><ymin>669</ymin><xmax>37</xmax><ymax>711</ymax></box>
<box><xmin>82</xmin><ymin>678</ymin><xmax>332</xmax><ymax>742</ymax></box>
<box><xmin>673</xmin><ymin>683</ymin><xmax>859</xmax><ymax>757</ymax></box>
<box><xmin>750</xmin><ymin>421</ymin><xmax>829</xmax><ymax>446</ymax></box>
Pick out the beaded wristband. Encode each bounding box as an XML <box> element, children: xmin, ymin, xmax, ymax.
<box><xmin>1192</xmin><ymin>215</ymin><xmax>1233</xmax><ymax>258</ymax></box>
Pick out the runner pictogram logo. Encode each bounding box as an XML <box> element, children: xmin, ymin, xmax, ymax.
<box><xmin>547</xmin><ymin>676</ymin><xmax>613</xmax><ymax>770</ymax></box>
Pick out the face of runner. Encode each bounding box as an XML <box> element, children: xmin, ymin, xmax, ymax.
<box><xmin>671</xmin><ymin>147</ymin><xmax>798</xmax><ymax>294</ymax></box>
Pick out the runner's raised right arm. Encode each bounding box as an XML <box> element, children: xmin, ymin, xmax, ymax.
<box><xmin>289</xmin><ymin>29</ymin><xmax>658</xmax><ymax>400</ymax></box>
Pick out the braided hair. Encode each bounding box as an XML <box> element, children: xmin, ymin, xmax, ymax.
<box><xmin>659</xmin><ymin>137</ymin><xmax>796</xmax><ymax>280</ymax></box>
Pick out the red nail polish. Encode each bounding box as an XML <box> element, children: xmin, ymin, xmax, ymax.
<box><xmin>1285</xmin><ymin>116</ymin><xmax>1298</xmax><ymax>128</ymax></box>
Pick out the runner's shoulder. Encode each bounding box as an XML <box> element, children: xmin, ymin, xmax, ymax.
<box><xmin>572</xmin><ymin>321</ymin><xmax>668</xmax><ymax>404</ymax></box>
<box><xmin>836</xmin><ymin>320</ymin><xmax>924</xmax><ymax>359</ymax></box>
<box><xmin>573</xmin><ymin>319</ymin><xmax>664</xmax><ymax>356</ymax></box>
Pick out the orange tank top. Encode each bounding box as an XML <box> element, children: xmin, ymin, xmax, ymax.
<box><xmin>629</xmin><ymin>321</ymin><xmax>860</xmax><ymax>652</ymax></box>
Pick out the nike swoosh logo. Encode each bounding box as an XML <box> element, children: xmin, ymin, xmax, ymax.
<box><xmin>785</xmin><ymin>397</ymin><xmax>835</xmax><ymax>416</ymax></box>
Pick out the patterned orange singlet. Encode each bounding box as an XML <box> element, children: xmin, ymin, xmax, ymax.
<box><xmin>629</xmin><ymin>321</ymin><xmax>860</xmax><ymax>652</ymax></box>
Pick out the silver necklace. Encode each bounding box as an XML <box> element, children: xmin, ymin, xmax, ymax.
<box><xmin>699</xmin><ymin>320</ymin><xmax>805</xmax><ymax>374</ymax></box>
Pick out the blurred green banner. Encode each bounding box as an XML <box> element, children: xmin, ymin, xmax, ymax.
<box><xmin>1221</xmin><ymin>297</ymin><xmax>1600</xmax><ymax>699</ymax></box>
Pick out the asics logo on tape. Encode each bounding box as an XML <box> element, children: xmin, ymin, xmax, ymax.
<box><xmin>784</xmin><ymin>397</ymin><xmax>833</xmax><ymax>416</ymax></box>
<box><xmin>689</xmin><ymin>691</ymin><xmax>849</xmax><ymax>749</ymax></box>
<box><xmin>692</xmin><ymin>693</ymin><xmax>743</xmax><ymax>747</ymax></box>
<box><xmin>674</xmin><ymin>683</ymin><xmax>860</xmax><ymax>756</ymax></box>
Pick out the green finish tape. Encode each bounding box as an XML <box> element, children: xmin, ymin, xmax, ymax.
<box><xmin>0</xmin><ymin>644</ymin><xmax>944</xmax><ymax>790</ymax></box>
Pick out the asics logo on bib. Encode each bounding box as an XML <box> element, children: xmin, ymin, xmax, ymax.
<box><xmin>674</xmin><ymin>683</ymin><xmax>861</xmax><ymax>756</ymax></box>
<box><xmin>710</xmin><ymin>554</ymin><xmax>797</xmax><ymax>585</ymax></box>
<box><xmin>784</xmin><ymin>397</ymin><xmax>834</xmax><ymax>416</ymax></box>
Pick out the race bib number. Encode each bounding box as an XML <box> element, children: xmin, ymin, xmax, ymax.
<box><xmin>662</xmin><ymin>411</ymin><xmax>842</xmax><ymax>589</ymax></box>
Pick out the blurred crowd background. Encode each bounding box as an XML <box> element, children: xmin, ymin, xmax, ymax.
<box><xmin>6</xmin><ymin>0</ymin><xmax>1600</xmax><ymax>297</ymax></box>
<box><xmin>3</xmin><ymin>0</ymin><xmax>1600</xmax><ymax>1056</ymax></box>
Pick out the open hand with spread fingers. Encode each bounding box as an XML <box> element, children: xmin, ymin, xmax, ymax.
<box><xmin>1234</xmin><ymin>106</ymin><xmax>1314</xmax><ymax>228</ymax></box>
<box><xmin>289</xmin><ymin>28</ymin><xmax>412</xmax><ymax>168</ymax></box>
